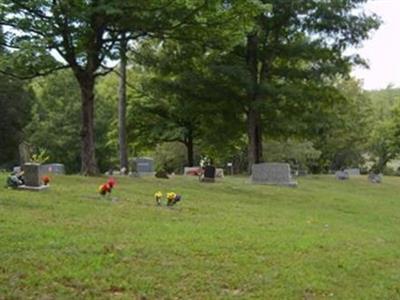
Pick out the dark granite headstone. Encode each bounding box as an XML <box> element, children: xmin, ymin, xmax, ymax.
<box><xmin>200</xmin><ymin>166</ymin><xmax>216</xmax><ymax>183</ymax></box>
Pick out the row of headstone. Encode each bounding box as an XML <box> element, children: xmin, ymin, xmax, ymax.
<box><xmin>335</xmin><ymin>168</ymin><xmax>383</xmax><ymax>184</ymax></box>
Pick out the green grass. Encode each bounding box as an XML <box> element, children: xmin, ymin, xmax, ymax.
<box><xmin>1</xmin><ymin>174</ymin><xmax>400</xmax><ymax>299</ymax></box>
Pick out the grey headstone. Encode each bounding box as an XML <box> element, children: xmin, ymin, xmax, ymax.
<box><xmin>130</xmin><ymin>157</ymin><xmax>154</xmax><ymax>175</ymax></box>
<box><xmin>251</xmin><ymin>163</ymin><xmax>297</xmax><ymax>187</ymax></box>
<box><xmin>344</xmin><ymin>168</ymin><xmax>360</xmax><ymax>176</ymax></box>
<box><xmin>23</xmin><ymin>163</ymin><xmax>42</xmax><ymax>187</ymax></box>
<box><xmin>368</xmin><ymin>173</ymin><xmax>382</xmax><ymax>183</ymax></box>
<box><xmin>335</xmin><ymin>171</ymin><xmax>349</xmax><ymax>180</ymax></box>
<box><xmin>41</xmin><ymin>163</ymin><xmax>65</xmax><ymax>174</ymax></box>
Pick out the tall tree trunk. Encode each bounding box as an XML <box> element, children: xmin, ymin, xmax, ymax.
<box><xmin>246</xmin><ymin>33</ymin><xmax>264</xmax><ymax>172</ymax></box>
<box><xmin>247</xmin><ymin>107</ymin><xmax>263</xmax><ymax>171</ymax></box>
<box><xmin>118</xmin><ymin>33</ymin><xmax>129</xmax><ymax>174</ymax></box>
<box><xmin>78</xmin><ymin>74</ymin><xmax>98</xmax><ymax>175</ymax></box>
<box><xmin>186</xmin><ymin>130</ymin><xmax>194</xmax><ymax>167</ymax></box>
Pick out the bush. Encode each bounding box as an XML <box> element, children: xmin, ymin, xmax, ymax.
<box><xmin>154</xmin><ymin>142</ymin><xmax>188</xmax><ymax>174</ymax></box>
<box><xmin>382</xmin><ymin>166</ymin><xmax>396</xmax><ymax>176</ymax></box>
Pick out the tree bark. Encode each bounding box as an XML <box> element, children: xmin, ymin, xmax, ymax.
<box><xmin>118</xmin><ymin>33</ymin><xmax>129</xmax><ymax>174</ymax></box>
<box><xmin>246</xmin><ymin>33</ymin><xmax>264</xmax><ymax>172</ymax></box>
<box><xmin>247</xmin><ymin>107</ymin><xmax>263</xmax><ymax>171</ymax></box>
<box><xmin>77</xmin><ymin>74</ymin><xmax>98</xmax><ymax>176</ymax></box>
<box><xmin>186</xmin><ymin>131</ymin><xmax>194</xmax><ymax>167</ymax></box>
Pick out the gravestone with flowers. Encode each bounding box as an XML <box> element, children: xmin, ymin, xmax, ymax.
<box><xmin>17</xmin><ymin>163</ymin><xmax>49</xmax><ymax>191</ymax></box>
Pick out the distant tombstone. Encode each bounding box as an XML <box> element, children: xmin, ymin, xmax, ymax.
<box><xmin>215</xmin><ymin>168</ymin><xmax>224</xmax><ymax>178</ymax></box>
<box><xmin>41</xmin><ymin>163</ymin><xmax>65</xmax><ymax>175</ymax></box>
<box><xmin>344</xmin><ymin>168</ymin><xmax>360</xmax><ymax>176</ymax></box>
<box><xmin>18</xmin><ymin>163</ymin><xmax>48</xmax><ymax>191</ymax></box>
<box><xmin>335</xmin><ymin>170</ymin><xmax>349</xmax><ymax>180</ymax></box>
<box><xmin>184</xmin><ymin>166</ymin><xmax>202</xmax><ymax>176</ymax></box>
<box><xmin>130</xmin><ymin>157</ymin><xmax>154</xmax><ymax>175</ymax></box>
<box><xmin>368</xmin><ymin>173</ymin><xmax>382</xmax><ymax>184</ymax></box>
<box><xmin>251</xmin><ymin>163</ymin><xmax>297</xmax><ymax>187</ymax></box>
<box><xmin>200</xmin><ymin>165</ymin><xmax>216</xmax><ymax>183</ymax></box>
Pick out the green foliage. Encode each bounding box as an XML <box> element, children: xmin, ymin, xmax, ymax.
<box><xmin>0</xmin><ymin>74</ymin><xmax>33</xmax><ymax>167</ymax></box>
<box><xmin>26</xmin><ymin>70</ymin><xmax>115</xmax><ymax>173</ymax></box>
<box><xmin>309</xmin><ymin>79</ymin><xmax>373</xmax><ymax>171</ymax></box>
<box><xmin>153</xmin><ymin>142</ymin><xmax>190</xmax><ymax>173</ymax></box>
<box><xmin>263</xmin><ymin>139</ymin><xmax>321</xmax><ymax>172</ymax></box>
<box><xmin>30</xmin><ymin>148</ymin><xmax>49</xmax><ymax>164</ymax></box>
<box><xmin>365</xmin><ymin>88</ymin><xmax>400</xmax><ymax>172</ymax></box>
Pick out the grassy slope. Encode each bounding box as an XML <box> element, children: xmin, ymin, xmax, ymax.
<box><xmin>1</xmin><ymin>174</ymin><xmax>400</xmax><ymax>299</ymax></box>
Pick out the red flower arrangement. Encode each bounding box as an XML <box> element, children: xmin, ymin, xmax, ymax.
<box><xmin>98</xmin><ymin>178</ymin><xmax>116</xmax><ymax>196</ymax></box>
<box><xmin>42</xmin><ymin>176</ymin><xmax>50</xmax><ymax>185</ymax></box>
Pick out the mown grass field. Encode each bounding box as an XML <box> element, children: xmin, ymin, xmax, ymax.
<box><xmin>1</xmin><ymin>174</ymin><xmax>400</xmax><ymax>299</ymax></box>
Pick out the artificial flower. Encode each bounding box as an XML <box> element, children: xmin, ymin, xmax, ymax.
<box><xmin>107</xmin><ymin>177</ymin><xmax>116</xmax><ymax>188</ymax></box>
<box><xmin>42</xmin><ymin>176</ymin><xmax>50</xmax><ymax>185</ymax></box>
<box><xmin>167</xmin><ymin>192</ymin><xmax>176</xmax><ymax>200</ymax></box>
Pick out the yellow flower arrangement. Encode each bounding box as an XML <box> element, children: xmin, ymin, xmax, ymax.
<box><xmin>167</xmin><ymin>192</ymin><xmax>176</xmax><ymax>200</ymax></box>
<box><xmin>154</xmin><ymin>191</ymin><xmax>181</xmax><ymax>206</ymax></box>
<box><xmin>154</xmin><ymin>191</ymin><xmax>163</xmax><ymax>205</ymax></box>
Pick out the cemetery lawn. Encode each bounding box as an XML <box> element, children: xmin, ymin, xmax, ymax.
<box><xmin>1</xmin><ymin>175</ymin><xmax>400</xmax><ymax>299</ymax></box>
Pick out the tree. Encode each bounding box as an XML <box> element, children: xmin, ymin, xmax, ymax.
<box><xmin>1</xmin><ymin>0</ymin><xmax>259</xmax><ymax>174</ymax></box>
<box><xmin>131</xmin><ymin>41</ymin><xmax>245</xmax><ymax>167</ymax></box>
<box><xmin>0</xmin><ymin>27</ymin><xmax>33</xmax><ymax>167</ymax></box>
<box><xmin>27</xmin><ymin>70</ymin><xmax>115</xmax><ymax>173</ymax></box>
<box><xmin>220</xmin><ymin>0</ymin><xmax>380</xmax><ymax>171</ymax></box>
<box><xmin>118</xmin><ymin>33</ymin><xmax>128</xmax><ymax>174</ymax></box>
<box><xmin>305</xmin><ymin>79</ymin><xmax>372</xmax><ymax>171</ymax></box>
<box><xmin>367</xmin><ymin>88</ymin><xmax>400</xmax><ymax>172</ymax></box>
<box><xmin>0</xmin><ymin>75</ymin><xmax>33</xmax><ymax>167</ymax></box>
